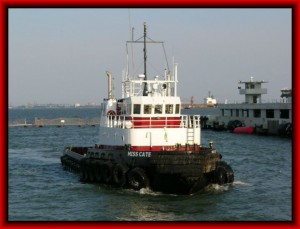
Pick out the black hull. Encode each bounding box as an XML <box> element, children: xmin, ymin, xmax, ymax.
<box><xmin>61</xmin><ymin>147</ymin><xmax>234</xmax><ymax>195</ymax></box>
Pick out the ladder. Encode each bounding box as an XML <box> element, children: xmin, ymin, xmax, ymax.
<box><xmin>186</xmin><ymin>127</ymin><xmax>195</xmax><ymax>145</ymax></box>
<box><xmin>186</xmin><ymin>116</ymin><xmax>195</xmax><ymax>145</ymax></box>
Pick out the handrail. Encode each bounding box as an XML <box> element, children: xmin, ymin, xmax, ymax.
<box><xmin>105</xmin><ymin>115</ymin><xmax>200</xmax><ymax>129</ymax></box>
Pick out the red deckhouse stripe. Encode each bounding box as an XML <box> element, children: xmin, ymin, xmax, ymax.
<box><xmin>130</xmin><ymin>117</ymin><xmax>181</xmax><ymax>128</ymax></box>
<box><xmin>98</xmin><ymin>145</ymin><xmax>201</xmax><ymax>152</ymax></box>
<box><xmin>105</xmin><ymin>116</ymin><xmax>184</xmax><ymax>129</ymax></box>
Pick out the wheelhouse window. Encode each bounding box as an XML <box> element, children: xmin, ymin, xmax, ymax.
<box><xmin>154</xmin><ymin>105</ymin><xmax>162</xmax><ymax>114</ymax></box>
<box><xmin>175</xmin><ymin>104</ymin><xmax>180</xmax><ymax>114</ymax></box>
<box><xmin>144</xmin><ymin>104</ymin><xmax>152</xmax><ymax>114</ymax></box>
<box><xmin>133</xmin><ymin>104</ymin><xmax>141</xmax><ymax>114</ymax></box>
<box><xmin>165</xmin><ymin>104</ymin><xmax>173</xmax><ymax>114</ymax></box>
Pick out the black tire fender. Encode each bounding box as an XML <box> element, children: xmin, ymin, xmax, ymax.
<box><xmin>79</xmin><ymin>158</ymin><xmax>89</xmax><ymax>182</ymax></box>
<box><xmin>127</xmin><ymin>167</ymin><xmax>150</xmax><ymax>190</ymax></box>
<box><xmin>215</xmin><ymin>166</ymin><xmax>226</xmax><ymax>185</ymax></box>
<box><xmin>102</xmin><ymin>162</ymin><xmax>114</xmax><ymax>184</ymax></box>
<box><xmin>60</xmin><ymin>155</ymin><xmax>67</xmax><ymax>165</ymax></box>
<box><xmin>214</xmin><ymin>162</ymin><xmax>234</xmax><ymax>184</ymax></box>
<box><xmin>65</xmin><ymin>159</ymin><xmax>71</xmax><ymax>171</ymax></box>
<box><xmin>61</xmin><ymin>156</ymin><xmax>67</xmax><ymax>170</ymax></box>
<box><xmin>113</xmin><ymin>164</ymin><xmax>129</xmax><ymax>187</ymax></box>
<box><xmin>94</xmin><ymin>160</ymin><xmax>103</xmax><ymax>182</ymax></box>
<box><xmin>87</xmin><ymin>160</ymin><xmax>96</xmax><ymax>182</ymax></box>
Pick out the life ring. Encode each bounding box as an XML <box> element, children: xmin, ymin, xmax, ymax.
<box><xmin>106</xmin><ymin>110</ymin><xmax>116</xmax><ymax>118</ymax></box>
<box><xmin>127</xmin><ymin>167</ymin><xmax>150</xmax><ymax>190</ymax></box>
<box><xmin>113</xmin><ymin>164</ymin><xmax>129</xmax><ymax>187</ymax></box>
<box><xmin>102</xmin><ymin>162</ymin><xmax>114</xmax><ymax>184</ymax></box>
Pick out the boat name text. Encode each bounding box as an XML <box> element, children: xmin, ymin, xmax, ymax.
<box><xmin>128</xmin><ymin>151</ymin><xmax>151</xmax><ymax>157</ymax></box>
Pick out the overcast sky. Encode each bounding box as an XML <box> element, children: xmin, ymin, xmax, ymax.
<box><xmin>8</xmin><ymin>8</ymin><xmax>291</xmax><ymax>106</ymax></box>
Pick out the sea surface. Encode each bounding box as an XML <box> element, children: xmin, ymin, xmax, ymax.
<box><xmin>8</xmin><ymin>108</ymin><xmax>292</xmax><ymax>221</ymax></box>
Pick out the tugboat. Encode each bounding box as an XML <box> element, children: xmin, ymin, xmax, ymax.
<box><xmin>61</xmin><ymin>23</ymin><xmax>234</xmax><ymax>195</ymax></box>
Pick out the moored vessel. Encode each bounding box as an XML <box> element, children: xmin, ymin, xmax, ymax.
<box><xmin>61</xmin><ymin>23</ymin><xmax>234</xmax><ymax>195</ymax></box>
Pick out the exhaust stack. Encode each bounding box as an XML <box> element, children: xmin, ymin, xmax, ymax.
<box><xmin>106</xmin><ymin>71</ymin><xmax>113</xmax><ymax>99</ymax></box>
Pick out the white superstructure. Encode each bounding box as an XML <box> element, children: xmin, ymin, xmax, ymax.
<box><xmin>98</xmin><ymin>68</ymin><xmax>201</xmax><ymax>151</ymax></box>
<box><xmin>97</xmin><ymin>23</ymin><xmax>201</xmax><ymax>151</ymax></box>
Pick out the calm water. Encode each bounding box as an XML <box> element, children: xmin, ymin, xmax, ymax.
<box><xmin>8</xmin><ymin>108</ymin><xmax>292</xmax><ymax>221</ymax></box>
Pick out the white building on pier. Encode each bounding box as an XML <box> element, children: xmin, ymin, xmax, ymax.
<box><xmin>216</xmin><ymin>77</ymin><xmax>292</xmax><ymax>134</ymax></box>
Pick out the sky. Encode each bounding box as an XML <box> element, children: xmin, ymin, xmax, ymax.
<box><xmin>8</xmin><ymin>8</ymin><xmax>291</xmax><ymax>106</ymax></box>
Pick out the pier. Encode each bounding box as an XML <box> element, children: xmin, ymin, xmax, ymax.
<box><xmin>9</xmin><ymin>118</ymin><xmax>99</xmax><ymax>127</ymax></box>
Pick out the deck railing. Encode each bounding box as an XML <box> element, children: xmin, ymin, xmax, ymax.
<box><xmin>105</xmin><ymin>115</ymin><xmax>200</xmax><ymax>129</ymax></box>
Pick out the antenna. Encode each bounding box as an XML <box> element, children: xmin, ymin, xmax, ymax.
<box><xmin>128</xmin><ymin>9</ymin><xmax>132</xmax><ymax>40</ymax></box>
<box><xmin>126</xmin><ymin>22</ymin><xmax>170</xmax><ymax>96</ymax></box>
<box><xmin>131</xmin><ymin>27</ymin><xmax>135</xmax><ymax>80</ymax></box>
<box><xmin>128</xmin><ymin>9</ymin><xmax>135</xmax><ymax>80</ymax></box>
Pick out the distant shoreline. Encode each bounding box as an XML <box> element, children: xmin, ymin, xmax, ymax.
<box><xmin>9</xmin><ymin>105</ymin><xmax>101</xmax><ymax>109</ymax></box>
<box><xmin>9</xmin><ymin>104</ymin><xmax>217</xmax><ymax>110</ymax></box>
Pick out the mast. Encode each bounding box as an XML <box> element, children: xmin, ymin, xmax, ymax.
<box><xmin>143</xmin><ymin>22</ymin><xmax>148</xmax><ymax>96</ymax></box>
<box><xmin>126</xmin><ymin>22</ymin><xmax>171</xmax><ymax>97</ymax></box>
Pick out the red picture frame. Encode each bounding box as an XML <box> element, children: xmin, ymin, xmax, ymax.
<box><xmin>2</xmin><ymin>1</ymin><xmax>298</xmax><ymax>228</ymax></box>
